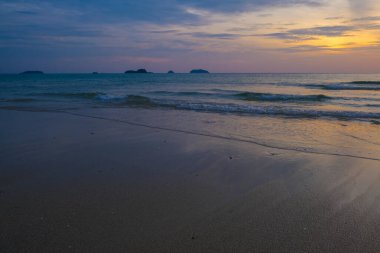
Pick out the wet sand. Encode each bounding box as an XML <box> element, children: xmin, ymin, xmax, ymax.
<box><xmin>1</xmin><ymin>108</ymin><xmax>380</xmax><ymax>252</ymax></box>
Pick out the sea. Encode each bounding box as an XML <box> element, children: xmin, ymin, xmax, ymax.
<box><xmin>1</xmin><ymin>73</ymin><xmax>379</xmax><ymax>160</ymax></box>
<box><xmin>1</xmin><ymin>73</ymin><xmax>380</xmax><ymax>121</ymax></box>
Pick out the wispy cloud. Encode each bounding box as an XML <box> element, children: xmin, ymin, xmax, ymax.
<box><xmin>261</xmin><ymin>32</ymin><xmax>316</xmax><ymax>41</ymax></box>
<box><xmin>261</xmin><ymin>25</ymin><xmax>356</xmax><ymax>42</ymax></box>
<box><xmin>325</xmin><ymin>16</ymin><xmax>345</xmax><ymax>20</ymax></box>
<box><xmin>1</xmin><ymin>0</ymin><xmax>380</xmax><ymax>73</ymax></box>
<box><xmin>347</xmin><ymin>0</ymin><xmax>375</xmax><ymax>16</ymax></box>
<box><xmin>286</xmin><ymin>26</ymin><xmax>356</xmax><ymax>37</ymax></box>
<box><xmin>179</xmin><ymin>32</ymin><xmax>242</xmax><ymax>40</ymax></box>
<box><xmin>351</xmin><ymin>16</ymin><xmax>380</xmax><ymax>22</ymax></box>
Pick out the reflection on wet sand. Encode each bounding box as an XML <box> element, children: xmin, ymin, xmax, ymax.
<box><xmin>1</xmin><ymin>108</ymin><xmax>379</xmax><ymax>252</ymax></box>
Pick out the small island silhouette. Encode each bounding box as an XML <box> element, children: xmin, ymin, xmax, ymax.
<box><xmin>190</xmin><ymin>69</ymin><xmax>209</xmax><ymax>74</ymax></box>
<box><xmin>168</xmin><ymin>70</ymin><xmax>175</xmax><ymax>74</ymax></box>
<box><xmin>125</xmin><ymin>69</ymin><xmax>151</xmax><ymax>74</ymax></box>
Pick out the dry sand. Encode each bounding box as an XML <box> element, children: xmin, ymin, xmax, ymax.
<box><xmin>1</xmin><ymin>108</ymin><xmax>380</xmax><ymax>252</ymax></box>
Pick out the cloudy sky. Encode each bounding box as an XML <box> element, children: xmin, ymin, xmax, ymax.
<box><xmin>1</xmin><ymin>0</ymin><xmax>380</xmax><ymax>73</ymax></box>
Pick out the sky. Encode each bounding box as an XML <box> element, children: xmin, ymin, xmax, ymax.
<box><xmin>1</xmin><ymin>0</ymin><xmax>380</xmax><ymax>73</ymax></box>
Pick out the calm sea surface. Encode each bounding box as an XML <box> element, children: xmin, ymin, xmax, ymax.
<box><xmin>1</xmin><ymin>73</ymin><xmax>380</xmax><ymax>122</ymax></box>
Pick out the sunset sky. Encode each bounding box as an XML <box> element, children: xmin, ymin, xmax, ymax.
<box><xmin>1</xmin><ymin>0</ymin><xmax>380</xmax><ymax>73</ymax></box>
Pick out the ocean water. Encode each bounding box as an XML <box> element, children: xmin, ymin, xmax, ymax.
<box><xmin>1</xmin><ymin>73</ymin><xmax>380</xmax><ymax>122</ymax></box>
<box><xmin>1</xmin><ymin>73</ymin><xmax>380</xmax><ymax>161</ymax></box>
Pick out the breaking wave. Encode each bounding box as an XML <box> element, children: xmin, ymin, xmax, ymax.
<box><xmin>95</xmin><ymin>94</ymin><xmax>380</xmax><ymax>120</ymax></box>
<box><xmin>349</xmin><ymin>81</ymin><xmax>380</xmax><ymax>85</ymax></box>
<box><xmin>153</xmin><ymin>90</ymin><xmax>332</xmax><ymax>102</ymax></box>
<box><xmin>7</xmin><ymin>89</ymin><xmax>380</xmax><ymax>122</ymax></box>
<box><xmin>319</xmin><ymin>85</ymin><xmax>380</xmax><ymax>91</ymax></box>
<box><xmin>306</xmin><ymin>81</ymin><xmax>380</xmax><ymax>91</ymax></box>
<box><xmin>166</xmin><ymin>102</ymin><xmax>380</xmax><ymax>120</ymax></box>
<box><xmin>235</xmin><ymin>92</ymin><xmax>331</xmax><ymax>102</ymax></box>
<box><xmin>152</xmin><ymin>91</ymin><xmax>215</xmax><ymax>97</ymax></box>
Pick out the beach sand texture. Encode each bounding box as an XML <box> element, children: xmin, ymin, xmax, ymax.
<box><xmin>1</xmin><ymin>108</ymin><xmax>380</xmax><ymax>252</ymax></box>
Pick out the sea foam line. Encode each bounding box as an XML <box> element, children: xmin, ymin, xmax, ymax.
<box><xmin>60</xmin><ymin>110</ymin><xmax>380</xmax><ymax>162</ymax></box>
<box><xmin>1</xmin><ymin>106</ymin><xmax>379</xmax><ymax>162</ymax></box>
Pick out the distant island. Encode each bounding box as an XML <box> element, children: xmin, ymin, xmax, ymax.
<box><xmin>190</xmin><ymin>69</ymin><xmax>209</xmax><ymax>74</ymax></box>
<box><xmin>125</xmin><ymin>69</ymin><xmax>151</xmax><ymax>74</ymax></box>
<box><xmin>92</xmin><ymin>72</ymin><xmax>99</xmax><ymax>75</ymax></box>
<box><xmin>20</xmin><ymin>71</ymin><xmax>44</xmax><ymax>75</ymax></box>
<box><xmin>168</xmin><ymin>70</ymin><xmax>175</xmax><ymax>74</ymax></box>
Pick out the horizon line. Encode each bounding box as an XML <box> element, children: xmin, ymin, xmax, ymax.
<box><xmin>2</xmin><ymin>72</ymin><xmax>380</xmax><ymax>75</ymax></box>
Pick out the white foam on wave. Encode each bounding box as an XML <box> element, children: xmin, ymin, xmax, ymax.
<box><xmin>96</xmin><ymin>94</ymin><xmax>125</xmax><ymax>101</ymax></box>
<box><xmin>156</xmin><ymin>100</ymin><xmax>380</xmax><ymax>120</ymax></box>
